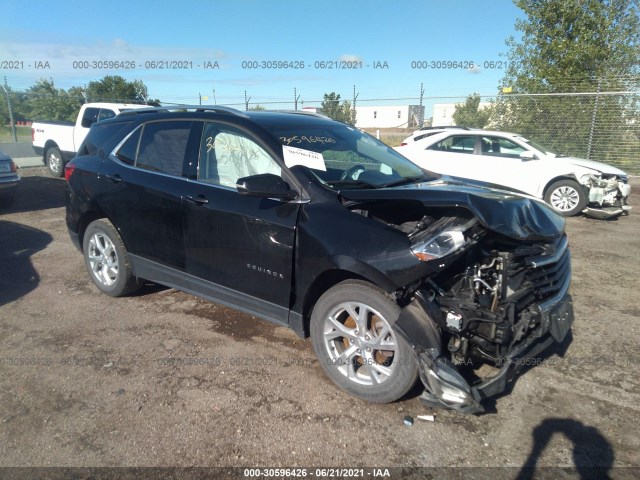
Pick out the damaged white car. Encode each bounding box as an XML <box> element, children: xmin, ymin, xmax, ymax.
<box><xmin>396</xmin><ymin>129</ymin><xmax>631</xmax><ymax>218</ymax></box>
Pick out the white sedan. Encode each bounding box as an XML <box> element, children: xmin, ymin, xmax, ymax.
<box><xmin>395</xmin><ymin>128</ymin><xmax>631</xmax><ymax>218</ymax></box>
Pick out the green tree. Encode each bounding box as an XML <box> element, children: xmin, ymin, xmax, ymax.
<box><xmin>25</xmin><ymin>78</ymin><xmax>83</xmax><ymax>122</ymax></box>
<box><xmin>86</xmin><ymin>76</ymin><xmax>158</xmax><ymax>104</ymax></box>
<box><xmin>496</xmin><ymin>0</ymin><xmax>639</xmax><ymax>164</ymax></box>
<box><xmin>320</xmin><ymin>92</ymin><xmax>356</xmax><ymax>125</ymax></box>
<box><xmin>452</xmin><ymin>94</ymin><xmax>493</xmax><ymax>128</ymax></box>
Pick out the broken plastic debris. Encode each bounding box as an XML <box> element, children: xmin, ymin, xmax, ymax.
<box><xmin>417</xmin><ymin>415</ymin><xmax>435</xmax><ymax>422</ymax></box>
<box><xmin>403</xmin><ymin>415</ymin><xmax>414</xmax><ymax>426</ymax></box>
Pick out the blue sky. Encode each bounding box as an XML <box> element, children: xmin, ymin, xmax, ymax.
<box><xmin>0</xmin><ymin>0</ymin><xmax>524</xmax><ymax>116</ymax></box>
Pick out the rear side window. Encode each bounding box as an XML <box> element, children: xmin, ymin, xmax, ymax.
<box><xmin>136</xmin><ymin>121</ymin><xmax>192</xmax><ymax>176</ymax></box>
<box><xmin>98</xmin><ymin>109</ymin><xmax>116</xmax><ymax>122</ymax></box>
<box><xmin>81</xmin><ymin>108</ymin><xmax>101</xmax><ymax>128</ymax></box>
<box><xmin>78</xmin><ymin>121</ymin><xmax>133</xmax><ymax>156</ymax></box>
<box><xmin>116</xmin><ymin>128</ymin><xmax>141</xmax><ymax>165</ymax></box>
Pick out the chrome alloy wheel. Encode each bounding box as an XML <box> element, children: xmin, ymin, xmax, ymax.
<box><xmin>48</xmin><ymin>151</ymin><xmax>62</xmax><ymax>175</ymax></box>
<box><xmin>322</xmin><ymin>302</ymin><xmax>398</xmax><ymax>386</ymax></box>
<box><xmin>549</xmin><ymin>185</ymin><xmax>581</xmax><ymax>212</ymax></box>
<box><xmin>87</xmin><ymin>232</ymin><xmax>120</xmax><ymax>287</ymax></box>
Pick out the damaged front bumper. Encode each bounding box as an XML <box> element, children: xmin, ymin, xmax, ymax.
<box><xmin>394</xmin><ymin>262</ymin><xmax>574</xmax><ymax>415</ymax></box>
<box><xmin>582</xmin><ymin>175</ymin><xmax>631</xmax><ymax>219</ymax></box>
<box><xmin>419</xmin><ymin>294</ymin><xmax>572</xmax><ymax>414</ymax></box>
<box><xmin>583</xmin><ymin>205</ymin><xmax>631</xmax><ymax>219</ymax></box>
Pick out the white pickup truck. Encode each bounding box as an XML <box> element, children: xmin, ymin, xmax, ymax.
<box><xmin>32</xmin><ymin>102</ymin><xmax>149</xmax><ymax>176</ymax></box>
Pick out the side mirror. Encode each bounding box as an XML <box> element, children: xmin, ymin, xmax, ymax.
<box><xmin>519</xmin><ymin>151</ymin><xmax>537</xmax><ymax>161</ymax></box>
<box><xmin>236</xmin><ymin>173</ymin><xmax>298</xmax><ymax>201</ymax></box>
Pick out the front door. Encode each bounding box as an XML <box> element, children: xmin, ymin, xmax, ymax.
<box><xmin>181</xmin><ymin>122</ymin><xmax>299</xmax><ymax>319</ymax></box>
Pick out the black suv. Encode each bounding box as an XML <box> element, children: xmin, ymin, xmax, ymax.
<box><xmin>65</xmin><ymin>106</ymin><xmax>573</xmax><ymax>413</ymax></box>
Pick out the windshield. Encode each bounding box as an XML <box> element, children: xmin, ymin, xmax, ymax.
<box><xmin>518</xmin><ymin>136</ymin><xmax>560</xmax><ymax>157</ymax></box>
<box><xmin>265</xmin><ymin>123</ymin><xmax>431</xmax><ymax>189</ymax></box>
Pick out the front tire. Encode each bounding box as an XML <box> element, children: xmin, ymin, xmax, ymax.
<box><xmin>310</xmin><ymin>280</ymin><xmax>418</xmax><ymax>403</ymax></box>
<box><xmin>544</xmin><ymin>179</ymin><xmax>587</xmax><ymax>217</ymax></box>
<box><xmin>83</xmin><ymin>219</ymin><xmax>141</xmax><ymax>297</ymax></box>
<box><xmin>46</xmin><ymin>146</ymin><xmax>64</xmax><ymax>177</ymax></box>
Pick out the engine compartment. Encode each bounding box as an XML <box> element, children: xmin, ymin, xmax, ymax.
<box><xmin>347</xmin><ymin>200</ymin><xmax>570</xmax><ymax>370</ymax></box>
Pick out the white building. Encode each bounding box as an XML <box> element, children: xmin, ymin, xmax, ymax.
<box><xmin>354</xmin><ymin>105</ymin><xmax>424</xmax><ymax>129</ymax></box>
<box><xmin>432</xmin><ymin>102</ymin><xmax>492</xmax><ymax>127</ymax></box>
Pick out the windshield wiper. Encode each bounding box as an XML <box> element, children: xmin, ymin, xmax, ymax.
<box><xmin>378</xmin><ymin>176</ymin><xmax>426</xmax><ymax>188</ymax></box>
<box><xmin>328</xmin><ymin>179</ymin><xmax>377</xmax><ymax>189</ymax></box>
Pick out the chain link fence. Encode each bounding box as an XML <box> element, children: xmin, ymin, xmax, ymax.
<box><xmin>3</xmin><ymin>82</ymin><xmax>639</xmax><ymax>174</ymax></box>
<box><xmin>486</xmin><ymin>90</ymin><xmax>639</xmax><ymax>175</ymax></box>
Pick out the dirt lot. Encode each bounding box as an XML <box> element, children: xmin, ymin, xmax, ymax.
<box><xmin>1</xmin><ymin>167</ymin><xmax>639</xmax><ymax>477</ymax></box>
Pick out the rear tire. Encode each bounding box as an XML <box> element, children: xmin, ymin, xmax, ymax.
<box><xmin>46</xmin><ymin>146</ymin><xmax>64</xmax><ymax>177</ymax></box>
<box><xmin>83</xmin><ymin>219</ymin><xmax>141</xmax><ymax>297</ymax></box>
<box><xmin>544</xmin><ymin>179</ymin><xmax>587</xmax><ymax>217</ymax></box>
<box><xmin>310</xmin><ymin>280</ymin><xmax>418</xmax><ymax>403</ymax></box>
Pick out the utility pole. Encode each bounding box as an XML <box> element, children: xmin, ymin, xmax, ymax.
<box><xmin>418</xmin><ymin>83</ymin><xmax>425</xmax><ymax>128</ymax></box>
<box><xmin>199</xmin><ymin>93</ymin><xmax>202</xmax><ymax>105</ymax></box>
<box><xmin>352</xmin><ymin>85</ymin><xmax>359</xmax><ymax>126</ymax></box>
<box><xmin>212</xmin><ymin>88</ymin><xmax>217</xmax><ymax>105</ymax></box>
<box><xmin>294</xmin><ymin>88</ymin><xmax>300</xmax><ymax>110</ymax></box>
<box><xmin>1</xmin><ymin>77</ymin><xmax>17</xmax><ymax>142</ymax></box>
<box><xmin>244</xmin><ymin>90</ymin><xmax>251</xmax><ymax>111</ymax></box>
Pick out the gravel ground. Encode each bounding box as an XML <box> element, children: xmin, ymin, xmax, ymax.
<box><xmin>1</xmin><ymin>167</ymin><xmax>639</xmax><ymax>478</ymax></box>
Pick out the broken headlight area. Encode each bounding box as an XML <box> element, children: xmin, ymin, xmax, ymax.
<box><xmin>397</xmin><ymin>231</ymin><xmax>574</xmax><ymax>413</ymax></box>
<box><xmin>409</xmin><ymin>216</ymin><xmax>478</xmax><ymax>262</ymax></box>
<box><xmin>581</xmin><ymin>173</ymin><xmax>631</xmax><ymax>218</ymax></box>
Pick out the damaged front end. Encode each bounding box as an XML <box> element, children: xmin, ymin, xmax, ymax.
<box><xmin>341</xmin><ymin>184</ymin><xmax>575</xmax><ymax>413</ymax></box>
<box><xmin>582</xmin><ymin>173</ymin><xmax>631</xmax><ymax>219</ymax></box>
<box><xmin>394</xmin><ymin>229</ymin><xmax>573</xmax><ymax>413</ymax></box>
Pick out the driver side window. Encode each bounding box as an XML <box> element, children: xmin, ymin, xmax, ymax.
<box><xmin>198</xmin><ymin>123</ymin><xmax>281</xmax><ymax>187</ymax></box>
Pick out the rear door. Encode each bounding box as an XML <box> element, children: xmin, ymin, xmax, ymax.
<box><xmin>181</xmin><ymin>122</ymin><xmax>299</xmax><ymax>317</ymax></box>
<box><xmin>422</xmin><ymin>134</ymin><xmax>478</xmax><ymax>178</ymax></box>
<box><xmin>99</xmin><ymin>120</ymin><xmax>201</xmax><ymax>269</ymax></box>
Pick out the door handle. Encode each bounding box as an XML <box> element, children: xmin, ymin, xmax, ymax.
<box><xmin>106</xmin><ymin>174</ymin><xmax>122</xmax><ymax>183</ymax></box>
<box><xmin>185</xmin><ymin>194</ymin><xmax>209</xmax><ymax>205</ymax></box>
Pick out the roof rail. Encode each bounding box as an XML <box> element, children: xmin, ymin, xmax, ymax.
<box><xmin>117</xmin><ymin>105</ymin><xmax>250</xmax><ymax>119</ymax></box>
<box><xmin>268</xmin><ymin>109</ymin><xmax>329</xmax><ymax>119</ymax></box>
<box><xmin>417</xmin><ymin>126</ymin><xmax>472</xmax><ymax>131</ymax></box>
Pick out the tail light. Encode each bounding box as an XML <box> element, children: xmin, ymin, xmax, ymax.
<box><xmin>10</xmin><ymin>161</ymin><xmax>18</xmax><ymax>173</ymax></box>
<box><xmin>399</xmin><ymin>142</ymin><xmax>407</xmax><ymax>146</ymax></box>
<box><xmin>64</xmin><ymin>163</ymin><xmax>76</xmax><ymax>182</ymax></box>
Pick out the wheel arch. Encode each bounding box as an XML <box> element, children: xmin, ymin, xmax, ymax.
<box><xmin>299</xmin><ymin>261</ymin><xmax>398</xmax><ymax>338</ymax></box>
<box><xmin>76</xmin><ymin>210</ymin><xmax>120</xmax><ymax>252</ymax></box>
<box><xmin>542</xmin><ymin>174</ymin><xmax>582</xmax><ymax>197</ymax></box>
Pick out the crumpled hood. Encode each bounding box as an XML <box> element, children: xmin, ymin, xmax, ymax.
<box><xmin>555</xmin><ymin>156</ymin><xmax>627</xmax><ymax>176</ymax></box>
<box><xmin>340</xmin><ymin>178</ymin><xmax>566</xmax><ymax>241</ymax></box>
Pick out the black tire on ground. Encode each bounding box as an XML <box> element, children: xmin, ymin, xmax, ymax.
<box><xmin>45</xmin><ymin>146</ymin><xmax>64</xmax><ymax>177</ymax></box>
<box><xmin>310</xmin><ymin>280</ymin><xmax>419</xmax><ymax>403</ymax></box>
<box><xmin>82</xmin><ymin>219</ymin><xmax>142</xmax><ymax>297</ymax></box>
<box><xmin>544</xmin><ymin>179</ymin><xmax>588</xmax><ymax>217</ymax></box>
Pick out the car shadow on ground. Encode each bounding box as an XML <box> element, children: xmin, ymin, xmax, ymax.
<box><xmin>0</xmin><ymin>174</ymin><xmax>66</xmax><ymax>214</ymax></box>
<box><xmin>0</xmin><ymin>220</ymin><xmax>52</xmax><ymax>306</ymax></box>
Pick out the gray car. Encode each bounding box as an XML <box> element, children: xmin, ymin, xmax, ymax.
<box><xmin>0</xmin><ymin>151</ymin><xmax>20</xmax><ymax>205</ymax></box>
